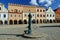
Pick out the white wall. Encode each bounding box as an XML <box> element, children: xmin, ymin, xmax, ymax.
<box><xmin>46</xmin><ymin>13</ymin><xmax>55</xmax><ymax>20</ymax></box>
<box><xmin>46</xmin><ymin>7</ymin><xmax>55</xmax><ymax>20</ymax></box>
<box><xmin>0</xmin><ymin>3</ymin><xmax>8</xmax><ymax>24</ymax></box>
<box><xmin>0</xmin><ymin>13</ymin><xmax>8</xmax><ymax>24</ymax></box>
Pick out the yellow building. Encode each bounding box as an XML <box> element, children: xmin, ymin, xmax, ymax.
<box><xmin>22</xmin><ymin>5</ymin><xmax>36</xmax><ymax>24</ymax></box>
<box><xmin>8</xmin><ymin>3</ymin><xmax>23</xmax><ymax>24</ymax></box>
<box><xmin>36</xmin><ymin>6</ymin><xmax>46</xmax><ymax>23</ymax></box>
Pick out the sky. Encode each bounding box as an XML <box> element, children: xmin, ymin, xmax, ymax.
<box><xmin>0</xmin><ymin>0</ymin><xmax>60</xmax><ymax>10</ymax></box>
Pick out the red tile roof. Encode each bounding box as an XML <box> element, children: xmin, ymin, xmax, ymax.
<box><xmin>55</xmin><ymin>7</ymin><xmax>60</xmax><ymax>14</ymax></box>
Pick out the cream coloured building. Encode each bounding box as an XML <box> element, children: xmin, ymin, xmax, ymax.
<box><xmin>23</xmin><ymin>5</ymin><xmax>36</xmax><ymax>24</ymax></box>
<box><xmin>36</xmin><ymin>6</ymin><xmax>46</xmax><ymax>23</ymax></box>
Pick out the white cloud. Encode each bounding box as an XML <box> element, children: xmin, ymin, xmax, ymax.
<box><xmin>39</xmin><ymin>0</ymin><xmax>45</xmax><ymax>3</ymax></box>
<box><xmin>30</xmin><ymin>0</ymin><xmax>38</xmax><ymax>6</ymax></box>
<box><xmin>39</xmin><ymin>0</ymin><xmax>54</xmax><ymax>7</ymax></box>
<box><xmin>58</xmin><ymin>5</ymin><xmax>60</xmax><ymax>7</ymax></box>
<box><xmin>44</xmin><ymin>1</ymin><xmax>52</xmax><ymax>7</ymax></box>
<box><xmin>30</xmin><ymin>0</ymin><xmax>54</xmax><ymax>7</ymax></box>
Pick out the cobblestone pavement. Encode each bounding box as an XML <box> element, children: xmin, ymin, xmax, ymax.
<box><xmin>0</xmin><ymin>24</ymin><xmax>60</xmax><ymax>40</ymax></box>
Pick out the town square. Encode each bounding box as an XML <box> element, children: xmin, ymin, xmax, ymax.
<box><xmin>0</xmin><ymin>0</ymin><xmax>60</xmax><ymax>40</ymax></box>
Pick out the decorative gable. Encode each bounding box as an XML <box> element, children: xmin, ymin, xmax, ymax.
<box><xmin>47</xmin><ymin>7</ymin><xmax>55</xmax><ymax>14</ymax></box>
<box><xmin>0</xmin><ymin>3</ymin><xmax>8</xmax><ymax>12</ymax></box>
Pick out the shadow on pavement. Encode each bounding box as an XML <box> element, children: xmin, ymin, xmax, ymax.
<box><xmin>0</xmin><ymin>34</ymin><xmax>22</xmax><ymax>36</ymax></box>
<box><xmin>39</xmin><ymin>25</ymin><xmax>60</xmax><ymax>28</ymax></box>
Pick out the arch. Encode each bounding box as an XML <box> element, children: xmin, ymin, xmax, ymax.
<box><xmin>57</xmin><ymin>20</ymin><xmax>60</xmax><ymax>23</ymax></box>
<box><xmin>4</xmin><ymin>20</ymin><xmax>8</xmax><ymax>24</ymax></box>
<box><xmin>37</xmin><ymin>19</ymin><xmax>39</xmax><ymax>24</ymax></box>
<box><xmin>40</xmin><ymin>19</ymin><xmax>42</xmax><ymax>23</ymax></box>
<box><xmin>18</xmin><ymin>20</ymin><xmax>23</xmax><ymax>24</ymax></box>
<box><xmin>32</xmin><ymin>19</ymin><xmax>36</xmax><ymax>24</ymax></box>
<box><xmin>46</xmin><ymin>19</ymin><xmax>49</xmax><ymax>23</ymax></box>
<box><xmin>24</xmin><ymin>20</ymin><xmax>27</xmax><ymax>24</ymax></box>
<box><xmin>50</xmin><ymin>19</ymin><xmax>52</xmax><ymax>23</ymax></box>
<box><xmin>53</xmin><ymin>20</ymin><xmax>55</xmax><ymax>23</ymax></box>
<box><xmin>9</xmin><ymin>20</ymin><xmax>13</xmax><ymax>24</ymax></box>
<box><xmin>0</xmin><ymin>20</ymin><xmax>3</xmax><ymax>24</ymax></box>
<box><xmin>43</xmin><ymin>19</ymin><xmax>46</xmax><ymax>23</ymax></box>
<box><xmin>14</xmin><ymin>20</ymin><xmax>17</xmax><ymax>24</ymax></box>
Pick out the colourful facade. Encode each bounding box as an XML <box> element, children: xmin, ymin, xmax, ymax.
<box><xmin>8</xmin><ymin>3</ymin><xmax>23</xmax><ymax>24</ymax></box>
<box><xmin>46</xmin><ymin>7</ymin><xmax>55</xmax><ymax>23</ymax></box>
<box><xmin>22</xmin><ymin>5</ymin><xmax>36</xmax><ymax>24</ymax></box>
<box><xmin>0</xmin><ymin>3</ymin><xmax>59</xmax><ymax>25</ymax></box>
<box><xmin>55</xmin><ymin>7</ymin><xmax>60</xmax><ymax>23</ymax></box>
<box><xmin>36</xmin><ymin>6</ymin><xmax>46</xmax><ymax>23</ymax></box>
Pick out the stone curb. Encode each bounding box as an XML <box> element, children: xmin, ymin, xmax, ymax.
<box><xmin>22</xmin><ymin>33</ymin><xmax>48</xmax><ymax>39</ymax></box>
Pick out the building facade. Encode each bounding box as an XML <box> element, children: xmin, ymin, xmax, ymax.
<box><xmin>0</xmin><ymin>3</ymin><xmax>8</xmax><ymax>24</ymax></box>
<box><xmin>0</xmin><ymin>3</ymin><xmax>57</xmax><ymax>25</ymax></box>
<box><xmin>8</xmin><ymin>3</ymin><xmax>23</xmax><ymax>24</ymax></box>
<box><xmin>46</xmin><ymin>7</ymin><xmax>55</xmax><ymax>23</ymax></box>
<box><xmin>55</xmin><ymin>7</ymin><xmax>60</xmax><ymax>23</ymax></box>
<box><xmin>23</xmin><ymin>5</ymin><xmax>36</xmax><ymax>24</ymax></box>
<box><xmin>36</xmin><ymin>6</ymin><xmax>46</xmax><ymax>23</ymax></box>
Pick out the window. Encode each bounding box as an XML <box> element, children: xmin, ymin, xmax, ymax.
<box><xmin>32</xmin><ymin>14</ymin><xmax>34</xmax><ymax>16</ymax></box>
<box><xmin>19</xmin><ymin>15</ymin><xmax>20</xmax><ymax>17</ymax></box>
<box><xmin>14</xmin><ymin>9</ymin><xmax>18</xmax><ymax>12</ymax></box>
<box><xmin>28</xmin><ymin>9</ymin><xmax>30</xmax><ymax>13</ymax></box>
<box><xmin>40</xmin><ymin>10</ymin><xmax>42</xmax><ymax>12</ymax></box>
<box><xmin>8</xmin><ymin>10</ymin><xmax>10</xmax><ymax>12</ymax></box>
<box><xmin>11</xmin><ymin>14</ymin><xmax>12</xmax><ymax>17</ymax></box>
<box><xmin>53</xmin><ymin>15</ymin><xmax>54</xmax><ymax>17</ymax></box>
<box><xmin>4</xmin><ymin>14</ymin><xmax>6</xmax><ymax>18</ymax></box>
<box><xmin>47</xmin><ymin>14</ymin><xmax>48</xmax><ymax>17</ymax></box>
<box><xmin>0</xmin><ymin>7</ymin><xmax>1</xmax><ymax>10</ymax></box>
<box><xmin>50</xmin><ymin>14</ymin><xmax>51</xmax><ymax>17</ymax></box>
<box><xmin>40</xmin><ymin>14</ymin><xmax>42</xmax><ymax>17</ymax></box>
<box><xmin>24</xmin><ymin>14</ymin><xmax>26</xmax><ymax>17</ymax></box>
<box><xmin>43</xmin><ymin>15</ymin><xmax>45</xmax><ymax>17</ymax></box>
<box><xmin>37</xmin><ymin>9</ymin><xmax>39</xmax><ymax>12</ymax></box>
<box><xmin>15</xmin><ymin>15</ymin><xmax>16</xmax><ymax>17</ymax></box>
<box><xmin>37</xmin><ymin>14</ymin><xmax>39</xmax><ymax>17</ymax></box>
<box><xmin>22</xmin><ymin>11</ymin><xmax>23</xmax><ymax>13</ymax></box>
<box><xmin>19</xmin><ymin>10</ymin><xmax>20</xmax><ymax>12</ymax></box>
<box><xmin>11</xmin><ymin>10</ymin><xmax>13</xmax><ymax>12</ymax></box>
<box><xmin>43</xmin><ymin>10</ymin><xmax>45</xmax><ymax>12</ymax></box>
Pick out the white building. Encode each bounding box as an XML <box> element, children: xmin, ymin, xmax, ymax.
<box><xmin>46</xmin><ymin>7</ymin><xmax>55</xmax><ymax>23</ymax></box>
<box><xmin>0</xmin><ymin>3</ymin><xmax>8</xmax><ymax>24</ymax></box>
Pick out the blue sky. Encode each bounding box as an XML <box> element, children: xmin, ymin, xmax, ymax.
<box><xmin>0</xmin><ymin>0</ymin><xmax>60</xmax><ymax>10</ymax></box>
